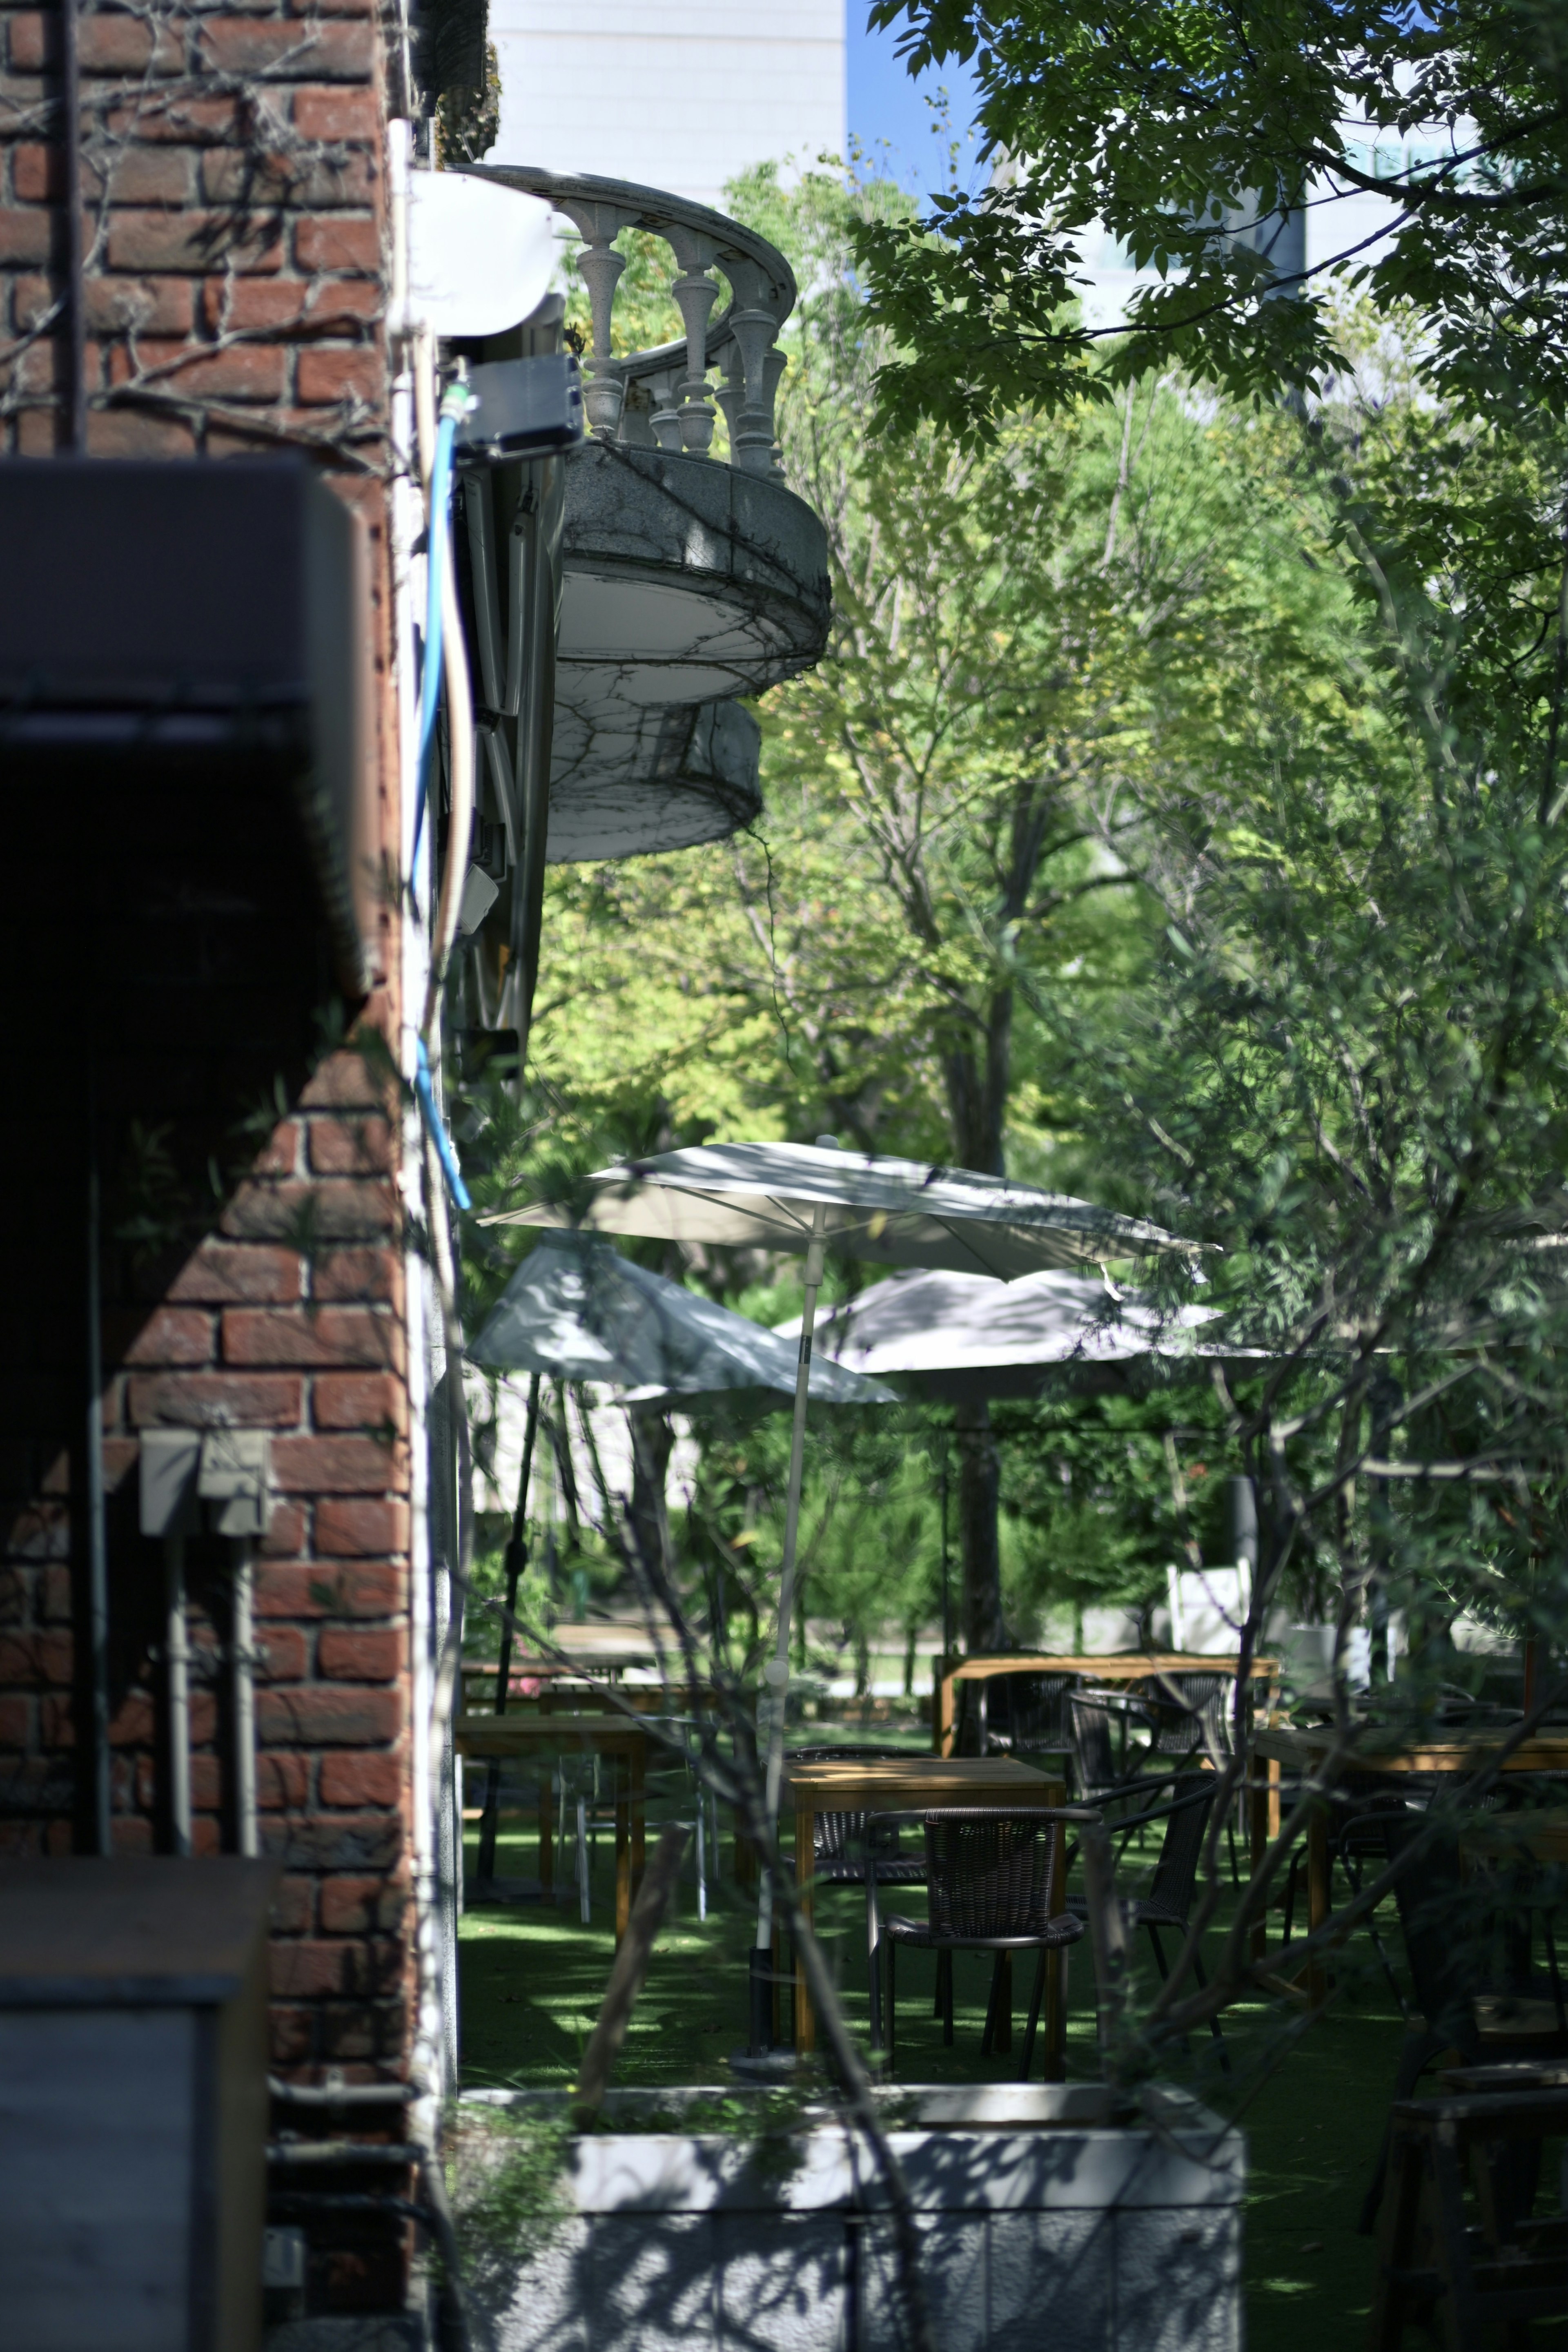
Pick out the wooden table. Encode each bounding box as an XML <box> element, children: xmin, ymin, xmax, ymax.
<box><xmin>934</xmin><ymin>1652</ymin><xmax>1278</xmax><ymax>1756</ymax></box>
<box><xmin>1250</xmin><ymin>1726</ymin><xmax>1568</xmax><ymax>2004</ymax></box>
<box><xmin>452</xmin><ymin>1713</ymin><xmax>648</xmax><ymax>1940</ymax></box>
<box><xmin>784</xmin><ymin>1754</ymin><xmax>1068</xmax><ymax>2064</ymax></box>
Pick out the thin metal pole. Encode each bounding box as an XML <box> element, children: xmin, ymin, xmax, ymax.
<box><xmin>477</xmin><ymin>1372</ymin><xmax>540</xmax><ymax>1886</ymax></box>
<box><xmin>85</xmin><ymin>1152</ymin><xmax>110</xmax><ymax>1854</ymax></box>
<box><xmin>752</xmin><ymin>1201</ymin><xmax>826</xmax><ymax>2049</ymax></box>
<box><xmin>165</xmin><ymin>1534</ymin><xmax>192</xmax><ymax>1857</ymax></box>
<box><xmin>233</xmin><ymin>1541</ymin><xmax>258</xmax><ymax>1857</ymax></box>
<box><xmin>61</xmin><ymin>0</ymin><xmax>86</xmax><ymax>454</ymax></box>
<box><xmin>939</xmin><ymin>1432</ymin><xmax>951</xmax><ymax>1662</ymax></box>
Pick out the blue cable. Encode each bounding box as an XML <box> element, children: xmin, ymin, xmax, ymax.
<box><xmin>412</xmin><ymin>407</ymin><xmax>459</xmax><ymax>868</ymax></box>
<box><xmin>415</xmin><ymin>1034</ymin><xmax>472</xmax><ymax>1213</ymax></box>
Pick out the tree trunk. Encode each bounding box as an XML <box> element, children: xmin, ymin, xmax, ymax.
<box><xmin>956</xmin><ymin>1400</ymin><xmax>1004</xmax><ymax>1651</ymax></box>
<box><xmin>626</xmin><ymin>1404</ymin><xmax>674</xmax><ymax>1585</ymax></box>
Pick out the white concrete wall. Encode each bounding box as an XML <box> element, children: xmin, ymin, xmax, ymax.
<box><xmin>489</xmin><ymin>0</ymin><xmax>848</xmax><ymax>214</ymax></box>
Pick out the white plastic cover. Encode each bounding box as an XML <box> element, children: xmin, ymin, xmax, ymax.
<box><xmin>407</xmin><ymin>170</ymin><xmax>557</xmax><ymax>337</ymax></box>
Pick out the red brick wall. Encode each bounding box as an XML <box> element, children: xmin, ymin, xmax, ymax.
<box><xmin>0</xmin><ymin>0</ymin><xmax>418</xmax><ymax>2108</ymax></box>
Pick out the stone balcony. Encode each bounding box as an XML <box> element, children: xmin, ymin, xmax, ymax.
<box><xmin>464</xmin><ymin>166</ymin><xmax>831</xmax><ymax>863</ymax></box>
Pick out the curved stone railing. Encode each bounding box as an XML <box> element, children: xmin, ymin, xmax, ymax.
<box><xmin>463</xmin><ymin>166</ymin><xmax>795</xmax><ymax>475</ymax></box>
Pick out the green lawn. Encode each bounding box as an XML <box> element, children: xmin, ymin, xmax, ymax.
<box><xmin>459</xmin><ymin>1798</ymin><xmax>1411</xmax><ymax>2350</ymax></box>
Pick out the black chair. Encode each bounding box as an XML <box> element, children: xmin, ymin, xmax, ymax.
<box><xmin>1068</xmin><ymin>1692</ymin><xmax>1187</xmax><ymax>1810</ymax></box>
<box><xmin>959</xmin><ymin>1672</ymin><xmax>1076</xmax><ymax>1761</ymax></box>
<box><xmin>1358</xmin><ymin>1807</ymin><xmax>1568</xmax><ymax>2231</ymax></box>
<box><xmin>1067</xmin><ymin>1773</ymin><xmax>1229</xmax><ymax>2069</ymax></box>
<box><xmin>784</xmin><ymin>1745</ymin><xmax>928</xmax><ymax>1888</ymax></box>
<box><xmin>879</xmin><ymin>1807</ymin><xmax>1089</xmax><ymax>2080</ymax></box>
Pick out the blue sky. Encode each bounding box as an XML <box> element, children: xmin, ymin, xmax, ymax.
<box><xmin>845</xmin><ymin>5</ymin><xmax>984</xmax><ymax>196</ymax></box>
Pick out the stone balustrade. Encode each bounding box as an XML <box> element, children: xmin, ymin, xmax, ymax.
<box><xmin>463</xmin><ymin>167</ymin><xmax>795</xmax><ymax>474</ymax></box>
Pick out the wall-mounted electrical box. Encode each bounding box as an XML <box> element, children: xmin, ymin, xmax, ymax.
<box><xmin>0</xmin><ymin>1857</ymin><xmax>276</xmax><ymax>2352</ymax></box>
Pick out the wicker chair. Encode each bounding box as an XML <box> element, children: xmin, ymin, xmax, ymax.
<box><xmin>1067</xmin><ymin>1773</ymin><xmax>1229</xmax><ymax>2069</ymax></box>
<box><xmin>784</xmin><ymin>1745</ymin><xmax>928</xmax><ymax>1888</ymax></box>
<box><xmin>958</xmin><ymin>1672</ymin><xmax>1077</xmax><ymax>1761</ymax></box>
<box><xmin>880</xmin><ymin>1808</ymin><xmax>1088</xmax><ymax>2080</ymax></box>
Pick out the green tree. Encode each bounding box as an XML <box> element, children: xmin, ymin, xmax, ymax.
<box><xmin>855</xmin><ymin>0</ymin><xmax>1568</xmax><ymax>441</ymax></box>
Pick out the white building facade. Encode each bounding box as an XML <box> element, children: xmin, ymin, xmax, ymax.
<box><xmin>488</xmin><ymin>0</ymin><xmax>848</xmax><ymax>213</ymax></box>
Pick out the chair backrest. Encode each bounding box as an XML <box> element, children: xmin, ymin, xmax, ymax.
<box><xmin>922</xmin><ymin>1808</ymin><xmax>1065</xmax><ymax>1940</ymax></box>
<box><xmin>785</xmin><ymin>1748</ymin><xmax>913</xmax><ymax>1860</ymax></box>
<box><xmin>1145</xmin><ymin>1674</ymin><xmax>1230</xmax><ymax>1756</ymax></box>
<box><xmin>1143</xmin><ymin>1776</ymin><xmax>1219</xmax><ymax>1925</ymax></box>
<box><xmin>1379</xmin><ymin>1810</ymin><xmax>1479</xmax><ymax>2044</ymax></box>
<box><xmin>1069</xmin><ymin>1694</ymin><xmax>1119</xmax><ymax>1795</ymax></box>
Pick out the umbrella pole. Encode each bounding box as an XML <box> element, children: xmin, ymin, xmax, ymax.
<box><xmin>477</xmin><ymin>1373</ymin><xmax>541</xmax><ymax>1889</ymax></box>
<box><xmin>751</xmin><ymin>1205</ymin><xmax>827</xmax><ymax>2053</ymax></box>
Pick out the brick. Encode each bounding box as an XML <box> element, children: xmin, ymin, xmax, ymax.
<box><xmin>320</xmin><ymin>1875</ymin><xmax>408</xmax><ymax>1935</ymax></box>
<box><xmin>220</xmin><ymin>1179</ymin><xmax>398</xmax><ymax>1244</ymax></box>
<box><xmin>169</xmin><ymin>1243</ymin><xmax>303</xmax><ymax>1306</ymax></box>
<box><xmin>272</xmin><ymin>1875</ymin><xmax>317</xmax><ymax>1935</ymax></box>
<box><xmin>107</xmin><ymin>209</ymin><xmax>281</xmax><ymax>274</ymax></box>
<box><xmin>313</xmin><ymin>1498</ymin><xmax>408</xmax><ymax>1557</ymax></box>
<box><xmin>307</xmin><ymin>1116</ymin><xmax>394</xmax><ymax>1176</ymax></box>
<box><xmin>259</xmin><ymin>1499</ymin><xmax>307</xmax><ymax>1558</ymax></box>
<box><xmin>12</xmin><ymin>140</ymin><xmax>59</xmax><ymax>200</ymax></box>
<box><xmin>127</xmin><ymin>1370</ymin><xmax>303</xmax><ymax>1427</ymax></box>
<box><xmin>201</xmin><ymin>146</ymin><xmax>374</xmax><ymax>208</ymax></box>
<box><xmin>258</xmin><ymin>1749</ymin><xmax>310</xmax><ymax>1808</ymax></box>
<box><xmin>189</xmin><ymin>1755</ymin><xmax>223</xmax><ymax>1810</ymax></box>
<box><xmin>108</xmin><ymin>1693</ymin><xmax>156</xmax><ymax>1748</ymax></box>
<box><xmin>314</xmin><ymin>1373</ymin><xmax>404</xmax><ymax>1434</ymax></box>
<box><xmin>96</xmin><ymin>146</ymin><xmax>198</xmax><ymax>205</ymax></box>
<box><xmin>104</xmin><ymin>94</ymin><xmax>240</xmax><ymax>145</ymax></box>
<box><xmin>15</xmin><ymin>408</ymin><xmax>57</xmax><ymax>457</ymax></box>
<box><xmin>300</xmin><ymin>1047</ymin><xmax>394</xmax><ymax>1111</ymax></box>
<box><xmin>108</xmin><ymin>337</ymin><xmax>289</xmax><ymax>399</ymax></box>
<box><xmin>111</xmin><ymin>1815</ymin><xmax>155</xmax><ymax>1855</ymax></box>
<box><xmin>313</xmin><ymin>1249</ymin><xmax>402</xmax><ymax>1306</ymax></box>
<box><xmin>320</xmin><ymin>1750</ymin><xmax>401</xmax><ymax>1806</ymax></box>
<box><xmin>271</xmin><ymin>1939</ymin><xmax>350</xmax><ymax>1999</ymax></box>
<box><xmin>294</xmin><ymin>215</ymin><xmax>380</xmax><ymax>276</ymax></box>
<box><xmin>0</xmin><ymin>206</ymin><xmax>50</xmax><ymax>265</ymax></box>
<box><xmin>200</xmin><ymin>274</ymin><xmax>379</xmax><ymax>334</ymax></box>
<box><xmin>78</xmin><ymin>14</ymin><xmax>180</xmax><ymax>73</ymax></box>
<box><xmin>197</xmin><ymin>18</ymin><xmax>375</xmax><ymax>79</ymax></box>
<box><xmin>0</xmin><ymin>1567</ymin><xmax>27</xmax><ymax>1624</ymax></box>
<box><xmin>84</xmin><ymin>273</ymin><xmax>196</xmax><ymax>335</ymax></box>
<box><xmin>7</xmin><ymin>14</ymin><xmax>46</xmax><ymax>71</ymax></box>
<box><xmin>39</xmin><ymin>1695</ymin><xmax>76</xmax><ymax>1746</ymax></box>
<box><xmin>84</xmin><ymin>408</ymin><xmax>197</xmax><ymax>458</ymax></box>
<box><xmin>124</xmin><ymin>1306</ymin><xmax>215</xmax><ymax>1367</ymax></box>
<box><xmin>268</xmin><ymin>2005</ymin><xmax>314</xmax><ymax>2064</ymax></box>
<box><xmin>0</xmin><ymin>1631</ymin><xmax>71</xmax><ymax>1685</ymax></box>
<box><xmin>251</xmin><ymin>1120</ymin><xmax>302</xmax><ymax>1178</ymax></box>
<box><xmin>255</xmin><ymin>1562</ymin><xmax>401</xmax><ymax>1619</ymax></box>
<box><xmin>256</xmin><ymin>1624</ymin><xmax>308</xmax><ymax>1681</ymax></box>
<box><xmin>318</xmin><ymin>1627</ymin><xmax>401</xmax><ymax>1682</ymax></box>
<box><xmin>0</xmin><ymin>1694</ymin><xmax>33</xmax><ymax>1746</ymax></box>
<box><xmin>223</xmin><ymin>1305</ymin><xmax>395</xmax><ymax>1371</ymax></box>
<box><xmin>3</xmin><ymin>1505</ymin><xmax>68</xmax><ymax>1561</ymax></box>
<box><xmin>258</xmin><ymin>1684</ymin><xmax>401</xmax><ymax>1745</ymax></box>
<box><xmin>297</xmin><ymin>339</ymin><xmax>385</xmax><ymax>407</ymax></box>
<box><xmin>39</xmin><ymin>1565</ymin><xmax>71</xmax><ymax>1624</ymax></box>
<box><xmin>293</xmin><ymin>87</ymin><xmax>380</xmax><ymax>140</ymax></box>
<box><xmin>263</xmin><ymin>1810</ymin><xmax>403</xmax><ymax>1872</ymax></box>
<box><xmin>273</xmin><ymin>1433</ymin><xmax>404</xmax><ymax>1495</ymax></box>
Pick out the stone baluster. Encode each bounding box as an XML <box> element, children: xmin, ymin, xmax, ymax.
<box><xmin>761</xmin><ymin>348</ymin><xmax>788</xmax><ymax>475</ymax></box>
<box><xmin>647</xmin><ymin>365</ymin><xmax>685</xmax><ymax>452</ymax></box>
<box><xmin>569</xmin><ymin>200</ymin><xmax>629</xmax><ymax>440</ymax></box>
<box><xmin>665</xmin><ymin>228</ymin><xmax>721</xmax><ymax>456</ymax></box>
<box><xmin>722</xmin><ymin>261</ymin><xmax>786</xmax><ymax>477</ymax></box>
<box><xmin>713</xmin><ymin>343</ymin><xmax>741</xmax><ymax>455</ymax></box>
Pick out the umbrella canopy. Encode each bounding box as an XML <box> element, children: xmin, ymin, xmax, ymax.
<box><xmin>483</xmin><ymin>1140</ymin><xmax>1207</xmax><ymax>1277</ymax></box>
<box><xmin>783</xmin><ymin>1266</ymin><xmax>1228</xmax><ymax>1405</ymax></box>
<box><xmin>467</xmin><ymin>1229</ymin><xmax>894</xmax><ymax>1407</ymax></box>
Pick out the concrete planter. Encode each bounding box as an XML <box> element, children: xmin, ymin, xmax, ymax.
<box><xmin>459</xmin><ymin>2083</ymin><xmax>1244</xmax><ymax>2352</ymax></box>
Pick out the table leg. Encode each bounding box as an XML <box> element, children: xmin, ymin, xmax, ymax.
<box><xmin>1307</xmin><ymin>1798</ymin><xmax>1330</xmax><ymax>2006</ymax></box>
<box><xmin>615</xmin><ymin>1755</ymin><xmax>631</xmax><ymax>1944</ymax></box>
<box><xmin>1249</xmin><ymin>1756</ymin><xmax>1274</xmax><ymax>1963</ymax></box>
<box><xmin>795</xmin><ymin>1802</ymin><xmax>815</xmax><ymax>2057</ymax></box>
<box><xmin>631</xmin><ymin>1738</ymin><xmax>646</xmax><ymax>1901</ymax></box>
<box><xmin>539</xmin><ymin>1770</ymin><xmax>554</xmax><ymax>1898</ymax></box>
<box><xmin>1043</xmin><ymin>1948</ymin><xmax>1066</xmax><ymax>2082</ymax></box>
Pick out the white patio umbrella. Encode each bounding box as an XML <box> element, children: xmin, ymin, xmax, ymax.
<box><xmin>484</xmin><ymin>1142</ymin><xmax>1207</xmax><ymax>2046</ymax></box>
<box><xmin>468</xmin><ymin>1227</ymin><xmax>894</xmax><ymax>1408</ymax></box>
<box><xmin>786</xmin><ymin>1265</ymin><xmax>1228</xmax><ymax>1405</ymax></box>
